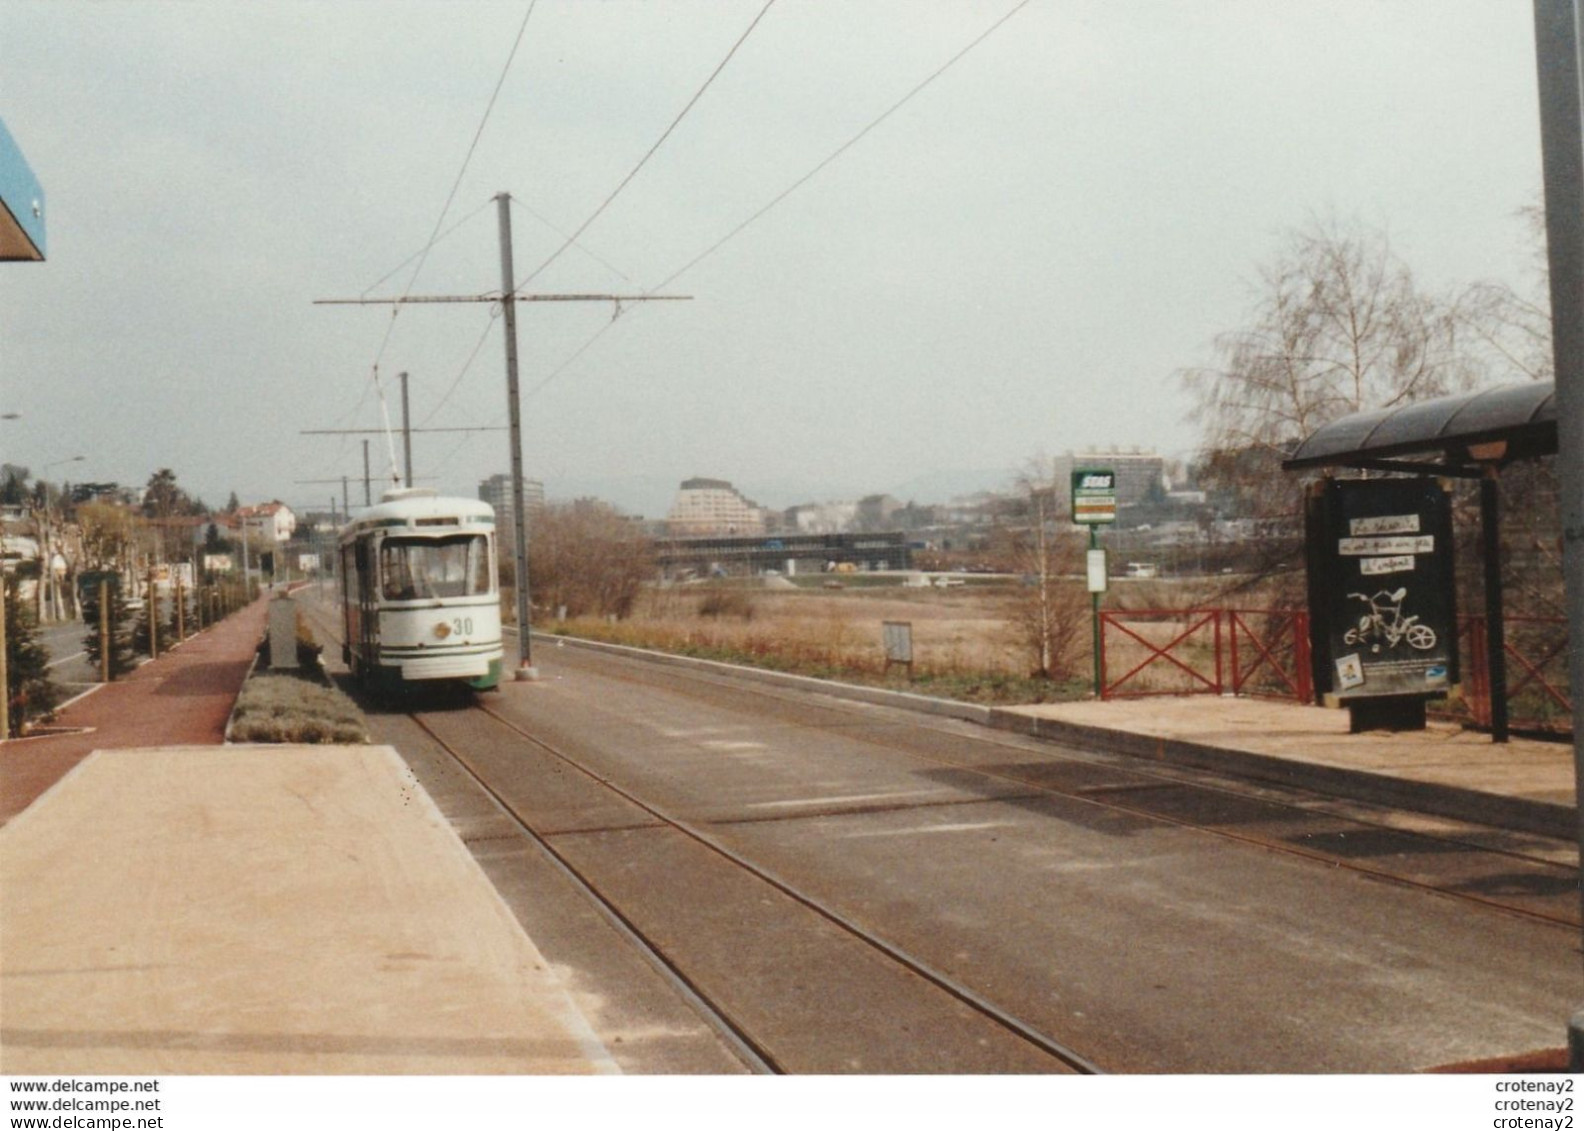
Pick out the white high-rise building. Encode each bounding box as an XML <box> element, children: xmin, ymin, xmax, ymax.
<box><xmin>666</xmin><ymin>477</ymin><xmax>767</xmax><ymax>537</ymax></box>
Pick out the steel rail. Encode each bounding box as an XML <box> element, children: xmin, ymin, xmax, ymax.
<box><xmin>460</xmin><ymin>700</ymin><xmax>1104</xmax><ymax>1074</ymax></box>
<box><xmin>539</xmin><ymin>640</ymin><xmax>1582</xmax><ymax>932</ymax></box>
<box><xmin>294</xmin><ymin>597</ymin><xmax>779</xmax><ymax>1071</ymax></box>
<box><xmin>406</xmin><ymin>709</ymin><xmax>783</xmax><ymax>1076</ymax></box>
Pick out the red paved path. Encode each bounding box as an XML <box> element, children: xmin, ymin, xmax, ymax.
<box><xmin>0</xmin><ymin>597</ymin><xmax>270</xmax><ymax>824</ymax></box>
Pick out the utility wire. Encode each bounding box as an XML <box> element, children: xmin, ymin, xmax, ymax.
<box><xmin>514</xmin><ymin>0</ymin><xmax>778</xmax><ymax>293</ymax></box>
<box><xmin>510</xmin><ymin>196</ymin><xmax>635</xmax><ymax>284</ymax></box>
<box><xmin>418</xmin><ymin>306</ymin><xmax>503</xmax><ymax>426</ymax></box>
<box><xmin>380</xmin><ymin>0</ymin><xmax>539</xmax><ymax>359</ymax></box>
<box><xmin>524</xmin><ymin>0</ymin><xmax>1031</xmax><ymax>402</ymax></box>
<box><xmin>334</xmin><ymin>0</ymin><xmax>540</xmax><ymax>485</ymax></box>
<box><xmin>359</xmin><ymin>196</ymin><xmax>498</xmax><ymax>299</ymax></box>
<box><xmin>652</xmin><ymin>0</ymin><xmax>1031</xmax><ymax>293</ymax></box>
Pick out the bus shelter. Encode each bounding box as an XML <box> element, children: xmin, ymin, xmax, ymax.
<box><xmin>1282</xmin><ymin>382</ymin><xmax>1559</xmax><ymax>741</ymax></box>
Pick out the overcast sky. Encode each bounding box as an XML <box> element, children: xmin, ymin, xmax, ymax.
<box><xmin>0</xmin><ymin>1</ymin><xmax>1550</xmax><ymax>517</ymax></box>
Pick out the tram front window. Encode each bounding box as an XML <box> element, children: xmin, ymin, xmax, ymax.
<box><xmin>380</xmin><ymin>535</ymin><xmax>491</xmax><ymax>601</ymax></box>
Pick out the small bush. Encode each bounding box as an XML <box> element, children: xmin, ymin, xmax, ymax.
<box><xmin>697</xmin><ymin>588</ymin><xmax>756</xmax><ymax>621</ymax></box>
<box><xmin>231</xmin><ymin>675</ymin><xmax>368</xmax><ymax>744</ymax></box>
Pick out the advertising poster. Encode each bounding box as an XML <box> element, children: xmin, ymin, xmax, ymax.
<box><xmin>1311</xmin><ymin>478</ymin><xmax>1457</xmax><ymax>701</ymax></box>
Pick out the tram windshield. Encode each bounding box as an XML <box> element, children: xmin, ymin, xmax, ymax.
<box><xmin>379</xmin><ymin>535</ymin><xmax>491</xmax><ymax>601</ymax></box>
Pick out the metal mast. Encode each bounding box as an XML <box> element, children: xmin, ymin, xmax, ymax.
<box><xmin>497</xmin><ymin>193</ymin><xmax>535</xmax><ymax>678</ymax></box>
<box><xmin>313</xmin><ymin>191</ymin><xmax>691</xmax><ymax>682</ymax></box>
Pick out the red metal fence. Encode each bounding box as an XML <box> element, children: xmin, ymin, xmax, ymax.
<box><xmin>1098</xmin><ymin>607</ymin><xmax>1570</xmax><ymax>736</ymax></box>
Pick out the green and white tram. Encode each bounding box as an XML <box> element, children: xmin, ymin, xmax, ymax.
<box><xmin>339</xmin><ymin>488</ymin><xmax>503</xmax><ymax>692</ymax></box>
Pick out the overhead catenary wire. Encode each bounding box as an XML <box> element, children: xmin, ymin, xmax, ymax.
<box><xmin>327</xmin><ymin>0</ymin><xmax>541</xmax><ymax>487</ymax></box>
<box><xmin>513</xmin><ymin>0</ymin><xmax>779</xmax><ymax>294</ymax></box>
<box><xmin>510</xmin><ymin>196</ymin><xmax>636</xmax><ymax>285</ymax></box>
<box><xmin>419</xmin><ymin>306</ymin><xmax>503</xmax><ymax>427</ymax></box>
<box><xmin>651</xmin><ymin>0</ymin><xmax>1032</xmax><ymax>294</ymax></box>
<box><xmin>522</xmin><ymin>0</ymin><xmax>1033</xmax><ymax>403</ymax></box>
<box><xmin>359</xmin><ymin>196</ymin><xmax>499</xmax><ymax>301</ymax></box>
<box><xmin>376</xmin><ymin>0</ymin><xmax>540</xmax><ymax>366</ymax></box>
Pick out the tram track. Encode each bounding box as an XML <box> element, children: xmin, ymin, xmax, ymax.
<box><xmin>411</xmin><ymin>701</ymin><xmax>1104</xmax><ymax>1074</ymax></box>
<box><xmin>405</xmin><ymin>707</ymin><xmax>784</xmax><ymax>1074</ymax></box>
<box><xmin>303</xmin><ymin>592</ymin><xmax>1578</xmax><ymax>932</ymax></box>
<box><xmin>297</xmin><ymin>598</ymin><xmax>1579</xmax><ymax>1069</ymax></box>
<box><xmin>528</xmin><ymin>637</ymin><xmax>1582</xmax><ymax>932</ymax></box>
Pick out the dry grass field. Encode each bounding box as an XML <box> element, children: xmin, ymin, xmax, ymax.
<box><xmin>545</xmin><ymin>572</ymin><xmax>1286</xmax><ymax>705</ymax></box>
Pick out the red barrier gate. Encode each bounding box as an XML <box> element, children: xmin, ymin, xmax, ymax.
<box><xmin>1441</xmin><ymin>614</ymin><xmax>1571</xmax><ymax>735</ymax></box>
<box><xmin>1228</xmin><ymin>609</ymin><xmax>1313</xmax><ymax>702</ymax></box>
<box><xmin>1099</xmin><ymin>609</ymin><xmax>1223</xmax><ymax>699</ymax></box>
<box><xmin>1098</xmin><ymin>605</ymin><xmax>1569</xmax><ymax>736</ymax></box>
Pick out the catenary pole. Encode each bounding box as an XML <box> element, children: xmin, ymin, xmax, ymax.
<box><xmin>497</xmin><ymin>193</ymin><xmax>536</xmax><ymax>678</ymax></box>
<box><xmin>1532</xmin><ymin>0</ymin><xmax>1584</xmax><ymax>1064</ymax></box>
<box><xmin>399</xmin><ymin>370</ymin><xmax>414</xmax><ymax>488</ymax></box>
<box><xmin>313</xmin><ymin>191</ymin><xmax>690</xmax><ymax>683</ymax></box>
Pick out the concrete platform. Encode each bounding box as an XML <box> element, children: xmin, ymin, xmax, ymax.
<box><xmin>995</xmin><ymin>696</ymin><xmax>1578</xmax><ymax>839</ymax></box>
<box><xmin>0</xmin><ymin>744</ymin><xmax>619</xmax><ymax>1075</ymax></box>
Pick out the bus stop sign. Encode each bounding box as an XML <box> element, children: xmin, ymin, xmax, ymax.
<box><xmin>1071</xmin><ymin>469</ymin><xmax>1117</xmax><ymax>525</ymax></box>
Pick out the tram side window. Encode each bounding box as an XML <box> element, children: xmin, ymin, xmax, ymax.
<box><xmin>380</xmin><ymin>535</ymin><xmax>491</xmax><ymax>600</ymax></box>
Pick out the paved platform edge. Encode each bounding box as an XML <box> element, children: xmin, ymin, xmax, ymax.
<box><xmin>982</xmin><ymin>711</ymin><xmax>1577</xmax><ymax>841</ymax></box>
<box><xmin>541</xmin><ymin>632</ymin><xmax>1577</xmax><ymax>840</ymax></box>
<box><xmin>1</xmin><ymin>744</ymin><xmax>623</xmax><ymax>1076</ymax></box>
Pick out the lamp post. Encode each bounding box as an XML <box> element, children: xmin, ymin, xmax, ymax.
<box><xmin>36</xmin><ymin>456</ymin><xmax>83</xmax><ymax>622</ymax></box>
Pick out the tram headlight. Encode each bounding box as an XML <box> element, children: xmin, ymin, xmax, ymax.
<box><xmin>433</xmin><ymin>621</ymin><xmax>452</xmax><ymax>640</ymax></box>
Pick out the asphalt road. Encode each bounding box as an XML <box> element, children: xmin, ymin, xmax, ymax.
<box><xmin>33</xmin><ymin>615</ymin><xmax>97</xmax><ymax>691</ymax></box>
<box><xmin>335</xmin><ymin>631</ymin><xmax>1583</xmax><ymax>1074</ymax></box>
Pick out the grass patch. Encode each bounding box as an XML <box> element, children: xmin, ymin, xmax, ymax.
<box><xmin>554</xmin><ymin>612</ymin><xmax>1089</xmax><ymax>707</ymax></box>
<box><xmin>230</xmin><ymin>674</ymin><xmax>370</xmax><ymax>744</ymax></box>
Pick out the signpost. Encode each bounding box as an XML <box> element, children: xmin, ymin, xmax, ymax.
<box><xmin>1072</xmin><ymin>468</ymin><xmax>1117</xmax><ymax>696</ymax></box>
<box><xmin>882</xmin><ymin>620</ymin><xmax>914</xmax><ymax>676</ymax></box>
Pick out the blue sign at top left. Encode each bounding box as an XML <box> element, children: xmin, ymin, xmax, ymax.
<box><xmin>0</xmin><ymin>117</ymin><xmax>44</xmax><ymax>261</ymax></box>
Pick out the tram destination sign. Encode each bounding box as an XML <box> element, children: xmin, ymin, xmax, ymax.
<box><xmin>1070</xmin><ymin>468</ymin><xmax>1117</xmax><ymax>525</ymax></box>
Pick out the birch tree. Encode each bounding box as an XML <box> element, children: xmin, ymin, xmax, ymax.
<box><xmin>1180</xmin><ymin>217</ymin><xmax>1467</xmax><ymax>515</ymax></box>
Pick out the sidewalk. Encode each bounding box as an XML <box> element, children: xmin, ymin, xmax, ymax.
<box><xmin>0</xmin><ymin>599</ymin><xmax>622</xmax><ymax>1074</ymax></box>
<box><xmin>994</xmin><ymin>696</ymin><xmax>1578</xmax><ymax>840</ymax></box>
<box><xmin>0</xmin><ymin>597</ymin><xmax>270</xmax><ymax>825</ymax></box>
<box><xmin>0</xmin><ymin>744</ymin><xmax>618</xmax><ymax>1074</ymax></box>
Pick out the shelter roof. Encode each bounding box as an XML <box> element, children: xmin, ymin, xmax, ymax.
<box><xmin>1281</xmin><ymin>382</ymin><xmax>1557</xmax><ymax>475</ymax></box>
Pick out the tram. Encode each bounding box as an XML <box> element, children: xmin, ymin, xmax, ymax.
<box><xmin>338</xmin><ymin>488</ymin><xmax>503</xmax><ymax>692</ymax></box>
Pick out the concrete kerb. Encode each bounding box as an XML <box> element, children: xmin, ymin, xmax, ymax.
<box><xmin>984</xmin><ymin>710</ymin><xmax>1577</xmax><ymax>841</ymax></box>
<box><xmin>536</xmin><ymin>631</ymin><xmax>994</xmax><ymax>725</ymax></box>
<box><xmin>221</xmin><ymin>647</ymin><xmax>263</xmax><ymax>744</ymax></box>
<box><xmin>540</xmin><ymin>632</ymin><xmax>1576</xmax><ymax>841</ymax></box>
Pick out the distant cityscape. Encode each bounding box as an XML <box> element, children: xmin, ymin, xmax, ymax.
<box><xmin>1</xmin><ymin>442</ymin><xmax>1270</xmax><ymax>604</ymax></box>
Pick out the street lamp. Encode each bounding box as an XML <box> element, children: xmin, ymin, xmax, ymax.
<box><xmin>33</xmin><ymin>457</ymin><xmax>84</xmax><ymax>624</ymax></box>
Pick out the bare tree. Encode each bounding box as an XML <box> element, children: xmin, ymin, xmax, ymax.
<box><xmin>1004</xmin><ymin>462</ymin><xmax>1088</xmax><ymax>681</ymax></box>
<box><xmin>527</xmin><ymin>501</ymin><xmax>654</xmax><ymax>620</ymax></box>
<box><xmin>1181</xmin><ymin>217</ymin><xmax>1466</xmax><ymax>482</ymax></box>
<box><xmin>1454</xmin><ymin>204</ymin><xmax>1553</xmax><ymax>387</ymax></box>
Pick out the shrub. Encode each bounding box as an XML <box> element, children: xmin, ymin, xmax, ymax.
<box><xmin>229</xmin><ymin>674</ymin><xmax>368</xmax><ymax>744</ymax></box>
<box><xmin>697</xmin><ymin>587</ymin><xmax>756</xmax><ymax>621</ymax></box>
